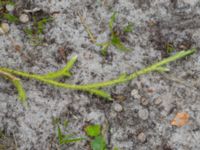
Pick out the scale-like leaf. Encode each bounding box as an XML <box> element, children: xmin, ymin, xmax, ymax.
<box><xmin>89</xmin><ymin>89</ymin><xmax>112</xmax><ymax>100</ymax></box>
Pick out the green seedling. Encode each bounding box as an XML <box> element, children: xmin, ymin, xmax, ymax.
<box><xmin>97</xmin><ymin>12</ymin><xmax>133</xmax><ymax>56</ymax></box>
<box><xmin>24</xmin><ymin>16</ymin><xmax>53</xmax><ymax>46</ymax></box>
<box><xmin>85</xmin><ymin>124</ymin><xmax>107</xmax><ymax>150</ymax></box>
<box><xmin>3</xmin><ymin>13</ymin><xmax>18</xmax><ymax>23</ymax></box>
<box><xmin>57</xmin><ymin>125</ymin><xmax>84</xmax><ymax>145</ymax></box>
<box><xmin>0</xmin><ymin>49</ymin><xmax>196</xmax><ymax>106</ymax></box>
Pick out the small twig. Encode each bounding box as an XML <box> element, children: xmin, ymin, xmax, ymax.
<box><xmin>12</xmin><ymin>132</ymin><xmax>18</xmax><ymax>150</ymax></box>
<box><xmin>78</xmin><ymin>11</ymin><xmax>96</xmax><ymax>44</ymax></box>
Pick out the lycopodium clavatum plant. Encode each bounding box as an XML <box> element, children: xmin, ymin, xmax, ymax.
<box><xmin>0</xmin><ymin>49</ymin><xmax>196</xmax><ymax>107</ymax></box>
<box><xmin>97</xmin><ymin>12</ymin><xmax>134</xmax><ymax>56</ymax></box>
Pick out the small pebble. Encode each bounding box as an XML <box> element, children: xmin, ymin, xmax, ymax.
<box><xmin>0</xmin><ymin>28</ymin><xmax>4</xmax><ymax>35</ymax></box>
<box><xmin>19</xmin><ymin>14</ymin><xmax>29</xmax><ymax>23</ymax></box>
<box><xmin>137</xmin><ymin>132</ymin><xmax>146</xmax><ymax>143</ymax></box>
<box><xmin>110</xmin><ymin>111</ymin><xmax>117</xmax><ymax>118</ymax></box>
<box><xmin>131</xmin><ymin>89</ymin><xmax>141</xmax><ymax>99</ymax></box>
<box><xmin>154</xmin><ymin>98</ymin><xmax>162</xmax><ymax>105</ymax></box>
<box><xmin>113</xmin><ymin>103</ymin><xmax>123</xmax><ymax>112</ymax></box>
<box><xmin>140</xmin><ymin>97</ymin><xmax>149</xmax><ymax>106</ymax></box>
<box><xmin>6</xmin><ymin>4</ymin><xmax>15</xmax><ymax>12</ymax></box>
<box><xmin>138</xmin><ymin>108</ymin><xmax>149</xmax><ymax>120</ymax></box>
<box><xmin>0</xmin><ymin>23</ymin><xmax>9</xmax><ymax>34</ymax></box>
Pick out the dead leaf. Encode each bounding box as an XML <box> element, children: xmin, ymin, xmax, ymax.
<box><xmin>171</xmin><ymin>112</ymin><xmax>189</xmax><ymax>127</ymax></box>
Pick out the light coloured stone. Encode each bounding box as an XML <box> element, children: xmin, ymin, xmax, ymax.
<box><xmin>6</xmin><ymin>4</ymin><xmax>15</xmax><ymax>12</ymax></box>
<box><xmin>138</xmin><ymin>108</ymin><xmax>149</xmax><ymax>120</ymax></box>
<box><xmin>19</xmin><ymin>14</ymin><xmax>29</xmax><ymax>23</ymax></box>
<box><xmin>140</xmin><ymin>97</ymin><xmax>149</xmax><ymax>106</ymax></box>
<box><xmin>138</xmin><ymin>132</ymin><xmax>146</xmax><ymax>143</ymax></box>
<box><xmin>113</xmin><ymin>103</ymin><xmax>123</xmax><ymax>112</ymax></box>
<box><xmin>131</xmin><ymin>89</ymin><xmax>141</xmax><ymax>99</ymax></box>
<box><xmin>154</xmin><ymin>98</ymin><xmax>162</xmax><ymax>105</ymax></box>
<box><xmin>0</xmin><ymin>23</ymin><xmax>9</xmax><ymax>34</ymax></box>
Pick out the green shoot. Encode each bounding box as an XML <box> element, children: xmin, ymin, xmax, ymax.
<box><xmin>111</xmin><ymin>35</ymin><xmax>129</xmax><ymax>51</ymax></box>
<box><xmin>97</xmin><ymin>12</ymin><xmax>131</xmax><ymax>56</ymax></box>
<box><xmin>11</xmin><ymin>78</ymin><xmax>26</xmax><ymax>104</ymax></box>
<box><xmin>3</xmin><ymin>13</ymin><xmax>19</xmax><ymax>23</ymax></box>
<box><xmin>42</xmin><ymin>56</ymin><xmax>77</xmax><ymax>79</ymax></box>
<box><xmin>0</xmin><ymin>49</ymin><xmax>196</xmax><ymax>104</ymax></box>
<box><xmin>24</xmin><ymin>16</ymin><xmax>53</xmax><ymax>46</ymax></box>
<box><xmin>0</xmin><ymin>70</ymin><xmax>26</xmax><ymax>106</ymax></box>
<box><xmin>36</xmin><ymin>17</ymin><xmax>53</xmax><ymax>34</ymax></box>
<box><xmin>57</xmin><ymin>125</ymin><xmax>84</xmax><ymax>145</ymax></box>
<box><xmin>96</xmin><ymin>41</ymin><xmax>111</xmax><ymax>56</ymax></box>
<box><xmin>109</xmin><ymin>12</ymin><xmax>117</xmax><ymax>30</ymax></box>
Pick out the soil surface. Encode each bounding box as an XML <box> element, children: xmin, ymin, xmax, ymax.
<box><xmin>0</xmin><ymin>0</ymin><xmax>200</xmax><ymax>150</ymax></box>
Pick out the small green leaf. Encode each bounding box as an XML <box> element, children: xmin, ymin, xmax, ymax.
<box><xmin>109</xmin><ymin>12</ymin><xmax>117</xmax><ymax>30</ymax></box>
<box><xmin>85</xmin><ymin>124</ymin><xmax>101</xmax><ymax>137</ymax></box>
<box><xmin>111</xmin><ymin>35</ymin><xmax>129</xmax><ymax>51</ymax></box>
<box><xmin>57</xmin><ymin>125</ymin><xmax>63</xmax><ymax>143</ymax></box>
<box><xmin>91</xmin><ymin>135</ymin><xmax>106</xmax><ymax>150</ymax></box>
<box><xmin>3</xmin><ymin>13</ymin><xmax>19</xmax><ymax>23</ymax></box>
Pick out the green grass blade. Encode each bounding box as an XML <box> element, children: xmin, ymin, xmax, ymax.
<box><xmin>111</xmin><ymin>35</ymin><xmax>129</xmax><ymax>51</ymax></box>
<box><xmin>109</xmin><ymin>12</ymin><xmax>117</xmax><ymax>30</ymax></box>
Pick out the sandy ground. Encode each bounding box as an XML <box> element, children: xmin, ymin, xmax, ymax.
<box><xmin>0</xmin><ymin>0</ymin><xmax>200</xmax><ymax>149</ymax></box>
